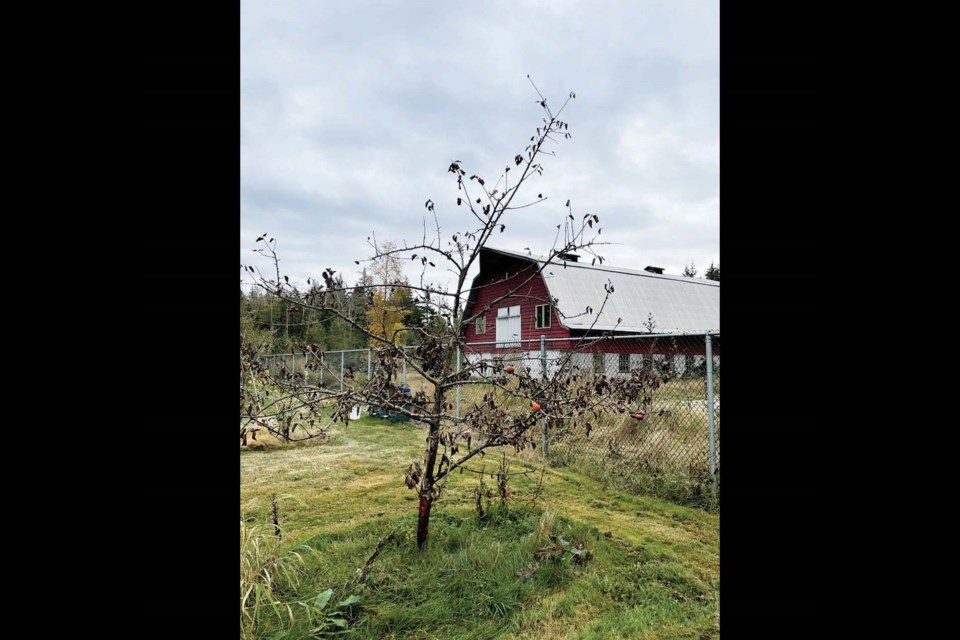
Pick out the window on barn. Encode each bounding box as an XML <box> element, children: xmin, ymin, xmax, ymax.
<box><xmin>496</xmin><ymin>305</ymin><xmax>521</xmax><ymax>348</ymax></box>
<box><xmin>593</xmin><ymin>352</ymin><xmax>605</xmax><ymax>375</ymax></box>
<box><xmin>618</xmin><ymin>352</ymin><xmax>630</xmax><ymax>373</ymax></box>
<box><xmin>475</xmin><ymin>316</ymin><xmax>486</xmax><ymax>335</ymax></box>
<box><xmin>535</xmin><ymin>304</ymin><xmax>551</xmax><ymax>329</ymax></box>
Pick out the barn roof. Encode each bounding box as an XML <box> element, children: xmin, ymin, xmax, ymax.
<box><xmin>473</xmin><ymin>247</ymin><xmax>719</xmax><ymax>333</ymax></box>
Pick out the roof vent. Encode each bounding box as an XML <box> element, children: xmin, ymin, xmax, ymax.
<box><xmin>644</xmin><ymin>266</ymin><xmax>665</xmax><ymax>274</ymax></box>
<box><xmin>557</xmin><ymin>252</ymin><xmax>580</xmax><ymax>262</ymax></box>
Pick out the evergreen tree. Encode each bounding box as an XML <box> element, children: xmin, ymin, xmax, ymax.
<box><xmin>704</xmin><ymin>261</ymin><xmax>720</xmax><ymax>281</ymax></box>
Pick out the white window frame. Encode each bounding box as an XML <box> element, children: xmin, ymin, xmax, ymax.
<box><xmin>535</xmin><ymin>304</ymin><xmax>551</xmax><ymax>329</ymax></box>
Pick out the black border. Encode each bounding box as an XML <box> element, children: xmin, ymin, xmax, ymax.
<box><xmin>143</xmin><ymin>2</ymin><xmax>238</xmax><ymax>637</ymax></box>
<box><xmin>720</xmin><ymin>2</ymin><xmax>818</xmax><ymax>636</ymax></box>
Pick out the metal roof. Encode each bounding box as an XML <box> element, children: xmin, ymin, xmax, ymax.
<box><xmin>479</xmin><ymin>247</ymin><xmax>719</xmax><ymax>333</ymax></box>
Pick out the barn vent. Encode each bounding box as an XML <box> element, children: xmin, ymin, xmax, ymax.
<box><xmin>557</xmin><ymin>252</ymin><xmax>580</xmax><ymax>262</ymax></box>
<box><xmin>644</xmin><ymin>266</ymin><xmax>665</xmax><ymax>274</ymax></box>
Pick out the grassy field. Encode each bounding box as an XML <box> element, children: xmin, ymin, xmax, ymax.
<box><xmin>240</xmin><ymin>417</ymin><xmax>719</xmax><ymax>639</ymax></box>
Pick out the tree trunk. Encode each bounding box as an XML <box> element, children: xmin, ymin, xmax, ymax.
<box><xmin>416</xmin><ymin>490</ymin><xmax>433</xmax><ymax>550</ymax></box>
<box><xmin>416</xmin><ymin>381</ymin><xmax>444</xmax><ymax>550</ymax></box>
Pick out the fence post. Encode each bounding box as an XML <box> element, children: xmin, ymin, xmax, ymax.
<box><xmin>340</xmin><ymin>351</ymin><xmax>345</xmax><ymax>392</ymax></box>
<box><xmin>367</xmin><ymin>349</ymin><xmax>372</xmax><ymax>382</ymax></box>
<box><xmin>291</xmin><ymin>353</ymin><xmax>296</xmax><ymax>381</ymax></box>
<box><xmin>455</xmin><ymin>344</ymin><xmax>461</xmax><ymax>421</ymax></box>
<box><xmin>402</xmin><ymin>348</ymin><xmax>407</xmax><ymax>385</ymax></box>
<box><xmin>540</xmin><ymin>335</ymin><xmax>548</xmax><ymax>461</ymax></box>
<box><xmin>705</xmin><ymin>334</ymin><xmax>717</xmax><ymax>496</ymax></box>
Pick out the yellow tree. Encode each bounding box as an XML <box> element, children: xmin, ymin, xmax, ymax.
<box><xmin>367</xmin><ymin>287</ymin><xmax>410</xmax><ymax>346</ymax></box>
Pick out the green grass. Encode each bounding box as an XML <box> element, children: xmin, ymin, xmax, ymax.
<box><xmin>241</xmin><ymin>417</ymin><xmax>719</xmax><ymax>639</ymax></box>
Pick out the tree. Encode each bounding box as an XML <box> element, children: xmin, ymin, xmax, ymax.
<box><xmin>704</xmin><ymin>261</ymin><xmax>720</xmax><ymax>281</ymax></box>
<box><xmin>403</xmin><ymin>291</ymin><xmax>443</xmax><ymax>345</ymax></box>
<box><xmin>367</xmin><ymin>287</ymin><xmax>411</xmax><ymax>347</ymax></box>
<box><xmin>682</xmin><ymin>262</ymin><xmax>698</xmax><ymax>278</ymax></box>
<box><xmin>368</xmin><ymin>241</ymin><xmax>406</xmax><ymax>295</ymax></box>
<box><xmin>242</xmin><ymin>80</ymin><xmax>655</xmax><ymax>550</ymax></box>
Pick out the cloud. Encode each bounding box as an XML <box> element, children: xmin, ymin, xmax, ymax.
<box><xmin>241</xmin><ymin>0</ymin><xmax>718</xmax><ymax>285</ymax></box>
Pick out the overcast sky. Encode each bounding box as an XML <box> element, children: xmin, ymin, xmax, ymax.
<box><xmin>241</xmin><ymin>0</ymin><xmax>718</xmax><ymax>290</ymax></box>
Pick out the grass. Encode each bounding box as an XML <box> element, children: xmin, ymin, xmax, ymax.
<box><xmin>541</xmin><ymin>406</ymin><xmax>720</xmax><ymax>508</ymax></box>
<box><xmin>241</xmin><ymin>416</ymin><xmax>719</xmax><ymax>639</ymax></box>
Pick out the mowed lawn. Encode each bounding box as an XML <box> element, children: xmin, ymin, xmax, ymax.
<box><xmin>240</xmin><ymin>417</ymin><xmax>720</xmax><ymax>639</ymax></box>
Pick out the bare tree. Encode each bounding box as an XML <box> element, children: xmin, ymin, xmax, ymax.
<box><xmin>242</xmin><ymin>79</ymin><xmax>661</xmax><ymax>549</ymax></box>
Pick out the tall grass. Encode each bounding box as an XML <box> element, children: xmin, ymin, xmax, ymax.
<box><xmin>240</xmin><ymin>518</ymin><xmax>312</xmax><ymax>639</ymax></box>
<box><xmin>241</xmin><ymin>499</ymin><xmax>365</xmax><ymax>640</ymax></box>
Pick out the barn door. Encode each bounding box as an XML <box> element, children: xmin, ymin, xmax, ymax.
<box><xmin>496</xmin><ymin>305</ymin><xmax>521</xmax><ymax>347</ymax></box>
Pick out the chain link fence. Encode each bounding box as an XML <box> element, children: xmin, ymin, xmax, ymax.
<box><xmin>461</xmin><ymin>334</ymin><xmax>719</xmax><ymax>507</ymax></box>
<box><xmin>259</xmin><ymin>333</ymin><xmax>719</xmax><ymax>508</ymax></box>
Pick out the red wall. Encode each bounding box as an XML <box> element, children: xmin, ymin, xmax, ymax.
<box><xmin>464</xmin><ymin>268</ymin><xmax>570</xmax><ymax>351</ymax></box>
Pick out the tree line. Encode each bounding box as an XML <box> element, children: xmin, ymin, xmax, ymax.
<box><xmin>682</xmin><ymin>261</ymin><xmax>720</xmax><ymax>281</ymax></box>
<box><xmin>241</xmin><ymin>246</ymin><xmax>443</xmax><ymax>354</ymax></box>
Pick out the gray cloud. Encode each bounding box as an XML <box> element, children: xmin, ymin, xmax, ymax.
<box><xmin>242</xmin><ymin>0</ymin><xmax>718</xmax><ymax>286</ymax></box>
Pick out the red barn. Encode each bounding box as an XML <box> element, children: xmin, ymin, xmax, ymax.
<box><xmin>462</xmin><ymin>247</ymin><xmax>719</xmax><ymax>376</ymax></box>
